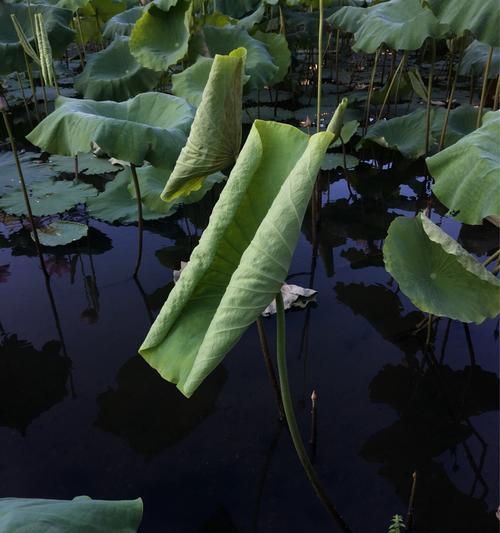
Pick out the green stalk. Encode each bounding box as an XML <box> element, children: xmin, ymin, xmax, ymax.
<box><xmin>493</xmin><ymin>75</ymin><xmax>500</xmax><ymax>111</ymax></box>
<box><xmin>130</xmin><ymin>163</ymin><xmax>144</xmax><ymax>278</ymax></box>
<box><xmin>15</xmin><ymin>71</ymin><xmax>33</xmax><ymax>127</ymax></box>
<box><xmin>377</xmin><ymin>51</ymin><xmax>405</xmax><ymax>120</ymax></box>
<box><xmin>316</xmin><ymin>0</ymin><xmax>324</xmax><ymax>133</ymax></box>
<box><xmin>275</xmin><ymin>292</ymin><xmax>352</xmax><ymax>532</ymax></box>
<box><xmin>424</xmin><ymin>39</ymin><xmax>436</xmax><ymax>155</ymax></box>
<box><xmin>364</xmin><ymin>48</ymin><xmax>380</xmax><ymax>133</ymax></box>
<box><xmin>23</xmin><ymin>52</ymin><xmax>40</xmax><ymax>121</ymax></box>
<box><xmin>1</xmin><ymin>103</ymin><xmax>48</xmax><ymax>278</ymax></box>
<box><xmin>334</xmin><ymin>29</ymin><xmax>340</xmax><ymax>104</ymax></box>
<box><xmin>393</xmin><ymin>50</ymin><xmax>408</xmax><ymax>116</ymax></box>
<box><xmin>477</xmin><ymin>46</ymin><xmax>493</xmax><ymax>127</ymax></box>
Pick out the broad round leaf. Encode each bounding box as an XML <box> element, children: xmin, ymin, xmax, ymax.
<box><xmin>214</xmin><ymin>0</ymin><xmax>260</xmax><ymax>18</ymax></box>
<box><xmin>459</xmin><ymin>40</ymin><xmax>500</xmax><ymax>78</ymax></box>
<box><xmin>0</xmin><ymin>2</ymin><xmax>75</xmax><ymax>75</ymax></box>
<box><xmin>427</xmin><ymin>110</ymin><xmax>500</xmax><ymax>225</ymax></box>
<box><xmin>162</xmin><ymin>49</ymin><xmax>246</xmax><ymax>201</ymax></box>
<box><xmin>139</xmin><ymin>120</ymin><xmax>336</xmax><ymax>397</ymax></box>
<box><xmin>26</xmin><ymin>93</ymin><xmax>194</xmax><ymax>168</ymax></box>
<box><xmin>202</xmin><ymin>25</ymin><xmax>278</xmax><ymax>92</ymax></box>
<box><xmin>103</xmin><ymin>6</ymin><xmax>145</xmax><ymax>38</ymax></box>
<box><xmin>0</xmin><ymin>496</ymin><xmax>143</xmax><ymax>532</ymax></box>
<box><xmin>321</xmin><ymin>153</ymin><xmax>359</xmax><ymax>170</ymax></box>
<box><xmin>253</xmin><ymin>31</ymin><xmax>291</xmax><ymax>86</ymax></box>
<box><xmin>129</xmin><ymin>0</ymin><xmax>192</xmax><ymax>72</ymax></box>
<box><xmin>327</xmin><ymin>6</ymin><xmax>365</xmax><ymax>34</ymax></box>
<box><xmin>34</xmin><ymin>220</ymin><xmax>88</xmax><ymax>246</ymax></box>
<box><xmin>424</xmin><ymin>0</ymin><xmax>500</xmax><ymax>47</ymax></box>
<box><xmin>383</xmin><ymin>213</ymin><xmax>500</xmax><ymax>324</ymax></box>
<box><xmin>0</xmin><ymin>180</ymin><xmax>97</xmax><ymax>216</ymax></box>
<box><xmin>74</xmin><ymin>36</ymin><xmax>161</xmax><ymax>101</ymax></box>
<box><xmin>0</xmin><ymin>152</ymin><xmax>54</xmax><ymax>196</ymax></box>
<box><xmin>171</xmin><ymin>55</ymin><xmax>214</xmax><ymax>107</ymax></box>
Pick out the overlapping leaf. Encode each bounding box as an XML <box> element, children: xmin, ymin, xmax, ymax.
<box><xmin>26</xmin><ymin>93</ymin><xmax>194</xmax><ymax>168</ymax></box>
<box><xmin>427</xmin><ymin>110</ymin><xmax>500</xmax><ymax>225</ymax></box>
<box><xmin>162</xmin><ymin>48</ymin><xmax>246</xmax><ymax>201</ymax></box>
<box><xmin>459</xmin><ymin>40</ymin><xmax>500</xmax><ymax>78</ymax></box>
<box><xmin>139</xmin><ymin>120</ymin><xmax>335</xmax><ymax>397</ymax></box>
<box><xmin>103</xmin><ymin>6</ymin><xmax>145</xmax><ymax>38</ymax></box>
<box><xmin>383</xmin><ymin>213</ymin><xmax>500</xmax><ymax>324</ymax></box>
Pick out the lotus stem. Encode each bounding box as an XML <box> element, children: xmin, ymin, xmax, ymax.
<box><xmin>275</xmin><ymin>292</ymin><xmax>352</xmax><ymax>532</ymax></box>
<box><xmin>316</xmin><ymin>0</ymin><xmax>324</xmax><ymax>133</ymax></box>
<box><xmin>477</xmin><ymin>46</ymin><xmax>493</xmax><ymax>127</ymax></box>
<box><xmin>1</xmin><ymin>103</ymin><xmax>48</xmax><ymax>278</ymax></box>
<box><xmin>364</xmin><ymin>47</ymin><xmax>381</xmax><ymax>134</ymax></box>
<box><xmin>424</xmin><ymin>39</ymin><xmax>436</xmax><ymax>156</ymax></box>
<box><xmin>74</xmin><ymin>154</ymin><xmax>79</xmax><ymax>181</ymax></box>
<box><xmin>309</xmin><ymin>389</ymin><xmax>317</xmax><ymax>448</ymax></box>
<box><xmin>74</xmin><ymin>13</ymin><xmax>86</xmax><ymax>63</ymax></box>
<box><xmin>15</xmin><ymin>71</ymin><xmax>33</xmax><ymax>127</ymax></box>
<box><xmin>130</xmin><ymin>163</ymin><xmax>144</xmax><ymax>278</ymax></box>
<box><xmin>23</xmin><ymin>52</ymin><xmax>40</xmax><ymax>121</ymax></box>
<box><xmin>279</xmin><ymin>4</ymin><xmax>286</xmax><ymax>34</ymax></box>
<box><xmin>482</xmin><ymin>249</ymin><xmax>500</xmax><ymax>267</ymax></box>
<box><xmin>393</xmin><ymin>50</ymin><xmax>408</xmax><ymax>116</ymax></box>
<box><xmin>493</xmin><ymin>75</ymin><xmax>500</xmax><ymax>111</ymax></box>
<box><xmin>438</xmin><ymin>41</ymin><xmax>465</xmax><ymax>151</ymax></box>
<box><xmin>377</xmin><ymin>51</ymin><xmax>405</xmax><ymax>120</ymax></box>
<box><xmin>256</xmin><ymin>317</ymin><xmax>284</xmax><ymax>420</ymax></box>
<box><xmin>406</xmin><ymin>471</ymin><xmax>417</xmax><ymax>529</ymax></box>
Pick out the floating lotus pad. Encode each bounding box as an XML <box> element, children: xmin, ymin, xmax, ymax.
<box><xmin>426</xmin><ymin>110</ymin><xmax>500</xmax><ymax>225</ymax></box>
<box><xmin>139</xmin><ymin>120</ymin><xmax>336</xmax><ymax>397</ymax></box>
<box><xmin>162</xmin><ymin>48</ymin><xmax>246</xmax><ymax>201</ymax></box>
<box><xmin>383</xmin><ymin>213</ymin><xmax>500</xmax><ymax>324</ymax></box>
<box><xmin>33</xmin><ymin>220</ymin><xmax>88</xmax><ymax>247</ymax></box>
<box><xmin>26</xmin><ymin>93</ymin><xmax>194</xmax><ymax>168</ymax></box>
<box><xmin>49</xmin><ymin>153</ymin><xmax>119</xmax><ymax>175</ymax></box>
<box><xmin>129</xmin><ymin>0</ymin><xmax>192</xmax><ymax>71</ymax></box>
<box><xmin>74</xmin><ymin>36</ymin><xmax>161</xmax><ymax>101</ymax></box>
<box><xmin>0</xmin><ymin>152</ymin><xmax>54</xmax><ymax>196</ymax></box>
<box><xmin>0</xmin><ymin>2</ymin><xmax>75</xmax><ymax>75</ymax></box>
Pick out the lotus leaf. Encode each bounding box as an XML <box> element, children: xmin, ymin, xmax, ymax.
<box><xmin>0</xmin><ymin>152</ymin><xmax>54</xmax><ymax>196</ymax></box>
<box><xmin>424</xmin><ymin>0</ymin><xmax>500</xmax><ymax>48</ymax></box>
<box><xmin>321</xmin><ymin>153</ymin><xmax>359</xmax><ymax>170</ymax></box>
<box><xmin>329</xmin><ymin>0</ymin><xmax>447</xmax><ymax>53</ymax></box>
<box><xmin>34</xmin><ymin>220</ymin><xmax>88</xmax><ymax>246</ymax></box>
<box><xmin>426</xmin><ymin>111</ymin><xmax>500</xmax><ymax>225</ymax></box>
<box><xmin>74</xmin><ymin>36</ymin><xmax>161</xmax><ymax>101</ymax></box>
<box><xmin>383</xmin><ymin>213</ymin><xmax>500</xmax><ymax>324</ymax></box>
<box><xmin>129</xmin><ymin>0</ymin><xmax>192</xmax><ymax>71</ymax></box>
<box><xmin>202</xmin><ymin>25</ymin><xmax>278</xmax><ymax>92</ymax></box>
<box><xmin>459</xmin><ymin>40</ymin><xmax>500</xmax><ymax>78</ymax></box>
<box><xmin>49</xmin><ymin>153</ymin><xmax>119</xmax><ymax>175</ymax></box>
<box><xmin>26</xmin><ymin>93</ymin><xmax>194</xmax><ymax>168</ymax></box>
<box><xmin>237</xmin><ymin>3</ymin><xmax>265</xmax><ymax>31</ymax></box>
<box><xmin>0</xmin><ymin>496</ymin><xmax>143</xmax><ymax>532</ymax></box>
<box><xmin>214</xmin><ymin>0</ymin><xmax>260</xmax><ymax>18</ymax></box>
<box><xmin>0</xmin><ymin>2</ymin><xmax>75</xmax><ymax>75</ymax></box>
<box><xmin>79</xmin><ymin>0</ymin><xmax>127</xmax><ymax>24</ymax></box>
<box><xmin>139</xmin><ymin>120</ymin><xmax>335</xmax><ymax>397</ymax></box>
<box><xmin>0</xmin><ymin>180</ymin><xmax>97</xmax><ymax>217</ymax></box>
<box><xmin>171</xmin><ymin>55</ymin><xmax>215</xmax><ymax>107</ymax></box>
<box><xmin>162</xmin><ymin>49</ymin><xmax>245</xmax><ymax>201</ymax></box>
<box><xmin>243</xmin><ymin>106</ymin><xmax>295</xmax><ymax>123</ymax></box>
<box><xmin>102</xmin><ymin>6</ymin><xmax>145</xmax><ymax>38</ymax></box>
<box><xmin>253</xmin><ymin>31</ymin><xmax>291</xmax><ymax>86</ymax></box>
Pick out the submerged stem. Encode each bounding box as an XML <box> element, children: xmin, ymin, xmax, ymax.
<box><xmin>275</xmin><ymin>292</ymin><xmax>352</xmax><ymax>532</ymax></box>
<box><xmin>130</xmin><ymin>163</ymin><xmax>144</xmax><ymax>278</ymax></box>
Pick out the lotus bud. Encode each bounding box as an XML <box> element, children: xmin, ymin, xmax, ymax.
<box><xmin>326</xmin><ymin>97</ymin><xmax>348</xmax><ymax>140</ymax></box>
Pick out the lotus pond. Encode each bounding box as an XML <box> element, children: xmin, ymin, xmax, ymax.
<box><xmin>0</xmin><ymin>0</ymin><xmax>499</xmax><ymax>532</ymax></box>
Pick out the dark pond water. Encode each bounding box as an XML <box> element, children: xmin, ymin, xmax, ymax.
<box><xmin>0</xmin><ymin>159</ymin><xmax>498</xmax><ymax>532</ymax></box>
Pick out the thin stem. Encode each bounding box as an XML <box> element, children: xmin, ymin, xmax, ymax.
<box><xmin>483</xmin><ymin>248</ymin><xmax>500</xmax><ymax>267</ymax></box>
<box><xmin>477</xmin><ymin>46</ymin><xmax>493</xmax><ymax>127</ymax></box>
<box><xmin>130</xmin><ymin>163</ymin><xmax>144</xmax><ymax>278</ymax></box>
<box><xmin>364</xmin><ymin>48</ymin><xmax>380</xmax><ymax>134</ymax></box>
<box><xmin>406</xmin><ymin>471</ymin><xmax>417</xmax><ymax>530</ymax></box>
<box><xmin>23</xmin><ymin>52</ymin><xmax>40</xmax><ymax>121</ymax></box>
<box><xmin>1</xmin><ymin>108</ymin><xmax>48</xmax><ymax>278</ymax></box>
<box><xmin>424</xmin><ymin>39</ymin><xmax>436</xmax><ymax>155</ymax></box>
<box><xmin>15</xmin><ymin>71</ymin><xmax>33</xmax><ymax>127</ymax></box>
<box><xmin>377</xmin><ymin>51</ymin><xmax>406</xmax><ymax>120</ymax></box>
<box><xmin>316</xmin><ymin>0</ymin><xmax>324</xmax><ymax>133</ymax></box>
<box><xmin>275</xmin><ymin>292</ymin><xmax>352</xmax><ymax>532</ymax></box>
<box><xmin>335</xmin><ymin>29</ymin><xmax>340</xmax><ymax>104</ymax></box>
<box><xmin>493</xmin><ymin>75</ymin><xmax>500</xmax><ymax>111</ymax></box>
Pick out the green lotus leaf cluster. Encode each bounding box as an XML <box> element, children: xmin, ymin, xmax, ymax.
<box><xmin>74</xmin><ymin>36</ymin><xmax>161</xmax><ymax>101</ymax></box>
<box><xmin>426</xmin><ymin>110</ymin><xmax>500</xmax><ymax>225</ymax></box>
<box><xmin>359</xmin><ymin>105</ymin><xmax>478</xmax><ymax>159</ymax></box>
<box><xmin>328</xmin><ymin>0</ymin><xmax>448</xmax><ymax>53</ymax></box>
<box><xmin>0</xmin><ymin>1</ymin><xmax>75</xmax><ymax>75</ymax></box>
<box><xmin>0</xmin><ymin>496</ymin><xmax>143</xmax><ymax>532</ymax></box>
<box><xmin>26</xmin><ymin>93</ymin><xmax>194</xmax><ymax>168</ymax></box>
<box><xmin>34</xmin><ymin>220</ymin><xmax>88</xmax><ymax>247</ymax></box>
<box><xmin>139</xmin><ymin>120</ymin><xmax>336</xmax><ymax>397</ymax></box>
<box><xmin>383</xmin><ymin>213</ymin><xmax>500</xmax><ymax>324</ymax></box>
<box><xmin>103</xmin><ymin>6</ymin><xmax>145</xmax><ymax>39</ymax></box>
<box><xmin>0</xmin><ymin>179</ymin><xmax>97</xmax><ymax>216</ymax></box>
<box><xmin>0</xmin><ymin>151</ymin><xmax>54</xmax><ymax>196</ymax></box>
<box><xmin>459</xmin><ymin>40</ymin><xmax>500</xmax><ymax>78</ymax></box>
<box><xmin>162</xmin><ymin>48</ymin><xmax>246</xmax><ymax>201</ymax></box>
<box><xmin>424</xmin><ymin>0</ymin><xmax>500</xmax><ymax>48</ymax></box>
<box><xmin>129</xmin><ymin>0</ymin><xmax>192</xmax><ymax>72</ymax></box>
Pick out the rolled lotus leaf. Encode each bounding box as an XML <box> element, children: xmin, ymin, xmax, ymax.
<box><xmin>129</xmin><ymin>0</ymin><xmax>192</xmax><ymax>71</ymax></box>
<box><xmin>383</xmin><ymin>213</ymin><xmax>500</xmax><ymax>324</ymax></box>
<box><xmin>162</xmin><ymin>48</ymin><xmax>246</xmax><ymax>201</ymax></box>
<box><xmin>202</xmin><ymin>25</ymin><xmax>278</xmax><ymax>92</ymax></box>
<box><xmin>424</xmin><ymin>0</ymin><xmax>500</xmax><ymax>48</ymax></box>
<box><xmin>427</xmin><ymin>110</ymin><xmax>500</xmax><ymax>225</ymax></box>
<box><xmin>140</xmin><ymin>120</ymin><xmax>336</xmax><ymax>397</ymax></box>
<box><xmin>0</xmin><ymin>2</ymin><xmax>74</xmax><ymax>75</ymax></box>
<box><xmin>102</xmin><ymin>6</ymin><xmax>145</xmax><ymax>39</ymax></box>
<box><xmin>329</xmin><ymin>0</ymin><xmax>448</xmax><ymax>53</ymax></box>
<box><xmin>26</xmin><ymin>93</ymin><xmax>194</xmax><ymax>168</ymax></box>
<box><xmin>74</xmin><ymin>36</ymin><xmax>161</xmax><ymax>101</ymax></box>
<box><xmin>459</xmin><ymin>40</ymin><xmax>500</xmax><ymax>78</ymax></box>
<box><xmin>0</xmin><ymin>496</ymin><xmax>143</xmax><ymax>532</ymax></box>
